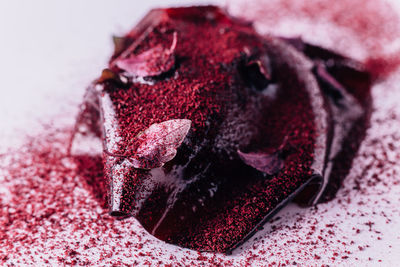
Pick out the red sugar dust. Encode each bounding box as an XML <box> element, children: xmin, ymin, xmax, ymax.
<box><xmin>1</xmin><ymin>0</ymin><xmax>400</xmax><ymax>265</ymax></box>
<box><xmin>227</xmin><ymin>0</ymin><xmax>400</xmax><ymax>79</ymax></box>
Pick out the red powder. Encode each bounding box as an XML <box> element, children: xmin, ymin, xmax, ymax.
<box><xmin>106</xmin><ymin>8</ymin><xmax>319</xmax><ymax>249</ymax></box>
<box><xmin>1</xmin><ymin>0</ymin><xmax>400</xmax><ymax>265</ymax></box>
<box><xmin>228</xmin><ymin>0</ymin><xmax>400</xmax><ymax>79</ymax></box>
<box><xmin>79</xmin><ymin>5</ymin><xmax>375</xmax><ymax>254</ymax></box>
<box><xmin>365</xmin><ymin>55</ymin><xmax>400</xmax><ymax>80</ymax></box>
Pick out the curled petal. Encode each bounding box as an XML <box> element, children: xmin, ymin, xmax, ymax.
<box><xmin>237</xmin><ymin>149</ymin><xmax>284</xmax><ymax>175</ymax></box>
<box><xmin>130</xmin><ymin>119</ymin><xmax>191</xmax><ymax>169</ymax></box>
<box><xmin>115</xmin><ymin>32</ymin><xmax>177</xmax><ymax>77</ymax></box>
<box><xmin>112</xmin><ymin>36</ymin><xmax>128</xmax><ymax>56</ymax></box>
<box><xmin>97</xmin><ymin>69</ymin><xmax>128</xmax><ymax>86</ymax></box>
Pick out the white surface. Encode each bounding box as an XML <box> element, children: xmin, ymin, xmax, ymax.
<box><xmin>1</xmin><ymin>1</ymin><xmax>400</xmax><ymax>266</ymax></box>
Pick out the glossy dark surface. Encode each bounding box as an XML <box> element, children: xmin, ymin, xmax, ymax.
<box><xmin>71</xmin><ymin>6</ymin><xmax>372</xmax><ymax>253</ymax></box>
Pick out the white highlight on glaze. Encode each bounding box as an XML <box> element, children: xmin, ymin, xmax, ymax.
<box><xmin>110</xmin><ymin>159</ymin><xmax>133</xmax><ymax>212</ymax></box>
<box><xmin>268</xmin><ymin>38</ymin><xmax>328</xmax><ymax>204</ymax></box>
<box><xmin>314</xmin><ymin>81</ymin><xmax>364</xmax><ymax>204</ymax></box>
<box><xmin>99</xmin><ymin>93</ymin><xmax>122</xmax><ymax>153</ymax></box>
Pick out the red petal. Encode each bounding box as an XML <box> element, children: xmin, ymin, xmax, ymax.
<box><xmin>237</xmin><ymin>150</ymin><xmax>284</xmax><ymax>175</ymax></box>
<box><xmin>130</xmin><ymin>119</ymin><xmax>191</xmax><ymax>169</ymax></box>
<box><xmin>115</xmin><ymin>32</ymin><xmax>177</xmax><ymax>77</ymax></box>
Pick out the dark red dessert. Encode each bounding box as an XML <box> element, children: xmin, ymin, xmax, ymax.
<box><xmin>70</xmin><ymin>6</ymin><xmax>372</xmax><ymax>253</ymax></box>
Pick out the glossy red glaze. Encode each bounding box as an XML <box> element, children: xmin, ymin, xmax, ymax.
<box><xmin>71</xmin><ymin>6</ymin><xmax>372</xmax><ymax>253</ymax></box>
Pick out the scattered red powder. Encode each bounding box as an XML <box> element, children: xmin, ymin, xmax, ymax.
<box><xmin>1</xmin><ymin>0</ymin><xmax>400</xmax><ymax>265</ymax></box>
<box><xmin>228</xmin><ymin>0</ymin><xmax>400</xmax><ymax>79</ymax></box>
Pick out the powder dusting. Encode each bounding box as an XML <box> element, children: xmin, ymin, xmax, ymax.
<box><xmin>227</xmin><ymin>0</ymin><xmax>400</xmax><ymax>78</ymax></box>
<box><xmin>1</xmin><ymin>0</ymin><xmax>400</xmax><ymax>265</ymax></box>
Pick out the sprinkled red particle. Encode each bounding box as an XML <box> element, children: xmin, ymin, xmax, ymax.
<box><xmin>70</xmin><ymin>5</ymin><xmax>373</xmax><ymax>253</ymax></box>
<box><xmin>1</xmin><ymin>0</ymin><xmax>400</xmax><ymax>265</ymax></box>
